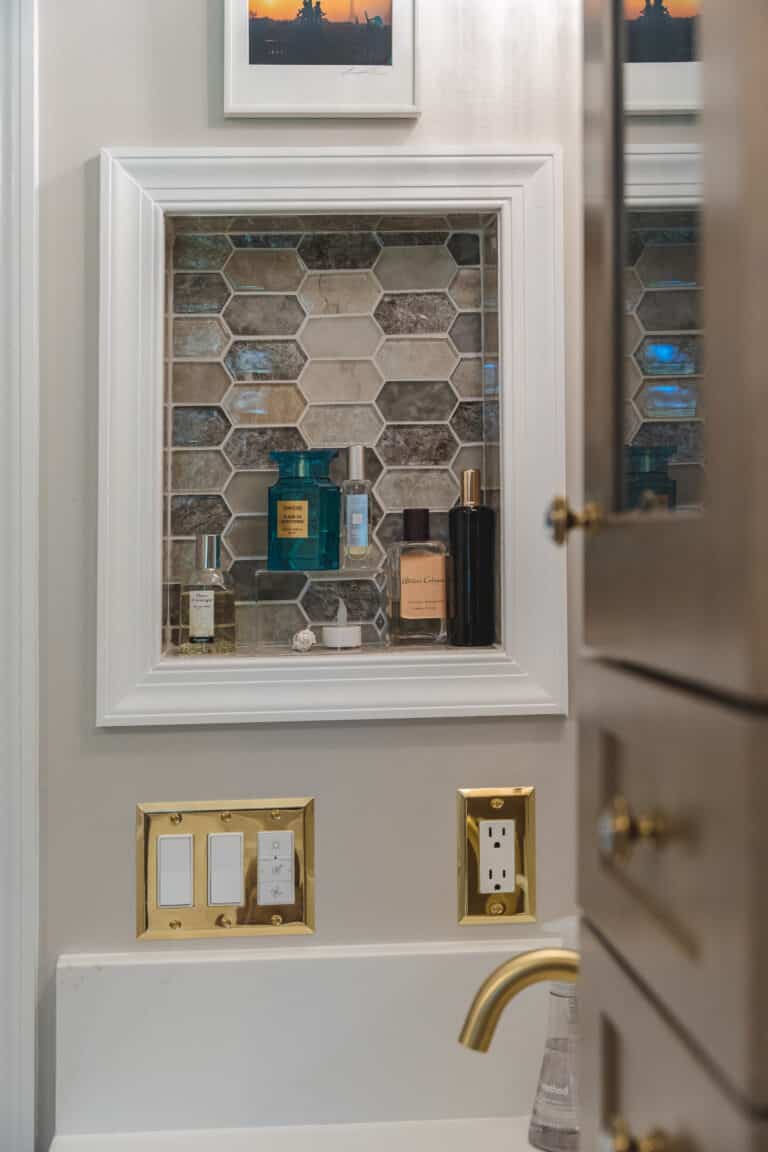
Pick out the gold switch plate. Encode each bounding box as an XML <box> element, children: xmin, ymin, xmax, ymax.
<box><xmin>457</xmin><ymin>787</ymin><xmax>536</xmax><ymax>925</ymax></box>
<box><xmin>136</xmin><ymin>798</ymin><xmax>315</xmax><ymax>940</ymax></box>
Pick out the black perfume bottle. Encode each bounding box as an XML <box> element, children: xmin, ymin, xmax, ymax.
<box><xmin>449</xmin><ymin>469</ymin><xmax>496</xmax><ymax>646</ymax></box>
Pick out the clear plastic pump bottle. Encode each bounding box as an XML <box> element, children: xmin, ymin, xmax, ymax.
<box><xmin>528</xmin><ymin>981</ymin><xmax>579</xmax><ymax>1152</ymax></box>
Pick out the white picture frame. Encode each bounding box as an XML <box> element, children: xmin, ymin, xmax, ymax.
<box><xmin>625</xmin><ymin>60</ymin><xmax>700</xmax><ymax>115</ymax></box>
<box><xmin>97</xmin><ymin>148</ymin><xmax>567</xmax><ymax>727</ymax></box>
<box><xmin>224</xmin><ymin>0</ymin><xmax>418</xmax><ymax>118</ymax></box>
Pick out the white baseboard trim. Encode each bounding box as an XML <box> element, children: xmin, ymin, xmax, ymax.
<box><xmin>51</xmin><ymin>1116</ymin><xmax>532</xmax><ymax>1151</ymax></box>
<box><xmin>55</xmin><ymin>939</ymin><xmax>554</xmax><ymax>1139</ymax></box>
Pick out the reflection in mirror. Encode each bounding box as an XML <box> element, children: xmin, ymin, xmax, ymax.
<box><xmin>622</xmin><ymin>207</ymin><xmax>703</xmax><ymax>511</ymax></box>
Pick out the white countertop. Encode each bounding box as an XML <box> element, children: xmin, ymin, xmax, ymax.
<box><xmin>51</xmin><ymin>1117</ymin><xmax>533</xmax><ymax>1151</ymax></box>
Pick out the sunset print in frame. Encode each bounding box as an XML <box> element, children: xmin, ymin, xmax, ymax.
<box><xmin>225</xmin><ymin>0</ymin><xmax>417</xmax><ymax>117</ymax></box>
<box><xmin>624</xmin><ymin>0</ymin><xmax>701</xmax><ymax>114</ymax></box>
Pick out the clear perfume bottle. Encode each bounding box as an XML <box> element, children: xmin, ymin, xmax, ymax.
<box><xmin>386</xmin><ymin>508</ymin><xmax>447</xmax><ymax>645</ymax></box>
<box><xmin>179</xmin><ymin>534</ymin><xmax>235</xmax><ymax>655</ymax></box>
<box><xmin>342</xmin><ymin>444</ymin><xmax>372</xmax><ymax>569</ymax></box>
<box><xmin>528</xmin><ymin>984</ymin><xmax>579</xmax><ymax>1152</ymax></box>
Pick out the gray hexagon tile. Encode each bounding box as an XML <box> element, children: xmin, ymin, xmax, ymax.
<box><xmin>451</xmin><ymin>358</ymin><xmax>483</xmax><ymax>399</ymax></box>
<box><xmin>224</xmin><ymin>470</ymin><xmax>277</xmax><ymax>515</ymax></box>
<box><xmin>300</xmin><ymin>214</ymin><xmax>380</xmax><ymax>232</ymax></box>
<box><xmin>301</xmin><ymin>404</ymin><xmax>383</xmax><ymax>448</ymax></box>
<box><xmin>376</xmin><ymin>468</ymin><xmax>458</xmax><ymax>511</ymax></box>
<box><xmin>255</xmin><ymin>571</ymin><xmax>308</xmax><ymax>601</ymax></box>
<box><xmin>376</xmin><ymin>379</ymin><xmax>457</xmax><ymax>422</ymax></box>
<box><xmin>167</xmin><ymin>539</ymin><xmax>197</xmax><ymax>583</ymax></box>
<box><xmin>625</xmin><ymin>313</ymin><xmax>642</xmax><ymax>354</ymax></box>
<box><xmin>452</xmin><ymin>446</ymin><xmax>484</xmax><ymax>484</ymax></box>
<box><xmin>449</xmin><ymin>268</ymin><xmax>482</xmax><ymax>310</ymax></box>
<box><xmin>231</xmin><ymin>234</ymin><xmax>302</xmax><ymax>250</ymax></box>
<box><xmin>329</xmin><ymin>446</ymin><xmax>383</xmax><ymax>486</ymax></box>
<box><xmin>225</xmin><ymin>250</ymin><xmax>304</xmax><ymax>292</ymax></box>
<box><xmin>300</xmin><ymin>360</ymin><xmax>382</xmax><ymax>404</ymax></box>
<box><xmin>174</xmin><ymin>273</ymin><xmax>231</xmax><ymax>315</ymax></box>
<box><xmin>451</xmin><ymin>402</ymin><xmax>484</xmax><ymax>444</ymax></box>
<box><xmin>636</xmin><ymin>289</ymin><xmax>700</xmax><ymax>332</ymax></box>
<box><xmin>171</xmin><ymin>450</ymin><xmax>231</xmax><ymax>491</ymax></box>
<box><xmin>624</xmin><ymin>268</ymin><xmax>643</xmax><ymax>312</ymax></box>
<box><xmin>631</xmin><ymin>420</ymin><xmax>703</xmax><ymax>463</ymax></box>
<box><xmin>299</xmin><ymin>233</ymin><xmax>381</xmax><ymax>270</ymax></box>
<box><xmin>374</xmin><ymin>292</ymin><xmax>456</xmax><ymax>335</ymax></box>
<box><xmin>374</xmin><ymin>246</ymin><xmax>456</xmax><ymax>291</ymax></box>
<box><xmin>223</xmin><ymin>295</ymin><xmax>305</xmax><ymax>337</ymax></box>
<box><xmin>636</xmin><ymin>243</ymin><xmax>698</xmax><ymax>289</ymax></box>
<box><xmin>228</xmin><ymin>560</ymin><xmax>268</xmax><ymax>601</ymax></box>
<box><xmin>172</xmin><ymin>362</ymin><xmax>231</xmax><ymax>404</ymax></box>
<box><xmin>224</xmin><ymin>515</ymin><xmax>268</xmax><ymax>559</ymax></box>
<box><xmin>300</xmin><ymin>316</ymin><xmax>381</xmax><ymax>358</ymax></box>
<box><xmin>174</xmin><ymin>216</ymin><xmax>234</xmax><ymax>234</ymax></box>
<box><xmin>634</xmin><ymin>334</ymin><xmax>701</xmax><ymax>377</ymax></box>
<box><xmin>302</xmin><ymin>579</ymin><xmax>381</xmax><ymax>623</ymax></box>
<box><xmin>224</xmin><ymin>427</ymin><xmax>307</xmax><ymax>469</ymax></box>
<box><xmin>171</xmin><ymin>495</ymin><xmax>231</xmax><ymax>536</ymax></box>
<box><xmin>376</xmin><ymin>511</ymin><xmax>450</xmax><ymax>549</ymax></box>
<box><xmin>225</xmin><ymin>340</ymin><xmax>307</xmax><ymax>382</ymax></box>
<box><xmin>174</xmin><ymin>234</ymin><xmax>232</xmax><ymax>271</ymax></box>
<box><xmin>377</xmin><ymin>423</ymin><xmax>458</xmax><ymax>466</ymax></box>
<box><xmin>376</xmin><ymin>338</ymin><xmax>458</xmax><ymax>381</ymax></box>
<box><xmin>236</xmin><ymin>602</ymin><xmax>308</xmax><ymax>645</ymax></box>
<box><xmin>224</xmin><ymin>383</ymin><xmax>306</xmax><ymax>426</ymax></box>
<box><xmin>635</xmin><ymin>377</ymin><xmax>701</xmax><ymax>420</ymax></box>
<box><xmin>229</xmin><ymin>216</ymin><xmax>308</xmax><ymax>233</ymax></box>
<box><xmin>376</xmin><ymin>231</ymin><xmax>449</xmax><ymax>247</ymax></box>
<box><xmin>447</xmin><ymin>233</ymin><xmax>481</xmax><ymax>266</ymax></box>
<box><xmin>299</xmin><ymin>272</ymin><xmax>381</xmax><ymax>316</ymax></box>
<box><xmin>172</xmin><ymin>406</ymin><xmax>231</xmax><ymax>448</ymax></box>
<box><xmin>450</xmin><ymin>313</ymin><xmax>482</xmax><ymax>354</ymax></box>
<box><xmin>173</xmin><ymin>318</ymin><xmax>229</xmax><ymax>359</ymax></box>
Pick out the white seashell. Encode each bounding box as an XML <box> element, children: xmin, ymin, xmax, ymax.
<box><xmin>291</xmin><ymin>627</ymin><xmax>317</xmax><ymax>653</ymax></box>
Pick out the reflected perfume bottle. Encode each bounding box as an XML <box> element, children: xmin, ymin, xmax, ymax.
<box><xmin>386</xmin><ymin>508</ymin><xmax>448</xmax><ymax>645</ymax></box>
<box><xmin>179</xmin><ymin>534</ymin><xmax>235</xmax><ymax>655</ymax></box>
<box><xmin>268</xmin><ymin>450</ymin><xmax>341</xmax><ymax>572</ymax></box>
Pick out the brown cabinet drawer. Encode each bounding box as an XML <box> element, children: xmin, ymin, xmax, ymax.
<box><xmin>580</xmin><ymin>924</ymin><xmax>768</xmax><ymax>1152</ymax></box>
<box><xmin>579</xmin><ymin>659</ymin><xmax>768</xmax><ymax>1108</ymax></box>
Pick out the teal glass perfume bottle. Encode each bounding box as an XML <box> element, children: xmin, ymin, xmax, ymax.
<box><xmin>268</xmin><ymin>450</ymin><xmax>341</xmax><ymax>572</ymax></box>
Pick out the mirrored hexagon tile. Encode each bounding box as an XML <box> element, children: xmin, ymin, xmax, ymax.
<box><xmin>236</xmin><ymin>602</ymin><xmax>309</xmax><ymax>646</ymax></box>
<box><xmin>225</xmin><ymin>340</ymin><xmax>307</xmax><ymax>382</ymax></box>
<box><xmin>299</xmin><ymin>272</ymin><xmax>381</xmax><ymax>316</ymax></box>
<box><xmin>300</xmin><ymin>360</ymin><xmax>382</xmax><ymax>404</ymax></box>
<box><xmin>173</xmin><ymin>234</ymin><xmax>232</xmax><ymax>271</ymax></box>
<box><xmin>376</xmin><ymin>469</ymin><xmax>458</xmax><ymax>511</ymax></box>
<box><xmin>450</xmin><ymin>313</ymin><xmax>482</xmax><ymax>354</ymax></box>
<box><xmin>224</xmin><ymin>250</ymin><xmax>304</xmax><ymax>292</ymax></box>
<box><xmin>376</xmin><ymin>339</ymin><xmax>458</xmax><ymax>381</ymax></box>
<box><xmin>171</xmin><ymin>450</ymin><xmax>231</xmax><ymax>492</ymax></box>
<box><xmin>224</xmin><ymin>471</ymin><xmax>277</xmax><ymax>515</ymax></box>
<box><xmin>172</xmin><ymin>406</ymin><xmax>231</xmax><ymax>448</ymax></box>
<box><xmin>302</xmin><ymin>579</ymin><xmax>381</xmax><ymax>623</ymax></box>
<box><xmin>377</xmin><ymin>379</ymin><xmax>457</xmax><ymax>422</ymax></box>
<box><xmin>374</xmin><ymin>292</ymin><xmax>456</xmax><ymax>335</ymax></box>
<box><xmin>230</xmin><ymin>233</ymin><xmax>302</xmax><ymax>250</ymax></box>
<box><xmin>172</xmin><ymin>363</ymin><xmax>231</xmax><ymax>404</ymax></box>
<box><xmin>447</xmin><ymin>233</ymin><xmax>481</xmax><ymax>266</ymax></box>
<box><xmin>299</xmin><ymin>233</ymin><xmax>381</xmax><ymax>270</ymax></box>
<box><xmin>224</xmin><ymin>427</ymin><xmax>307</xmax><ymax>469</ymax></box>
<box><xmin>174</xmin><ymin>273</ymin><xmax>231</xmax><ymax>315</ymax></box>
<box><xmin>224</xmin><ymin>515</ymin><xmax>269</xmax><ymax>559</ymax></box>
<box><xmin>173</xmin><ymin>318</ymin><xmax>229</xmax><ymax>359</ymax></box>
<box><xmin>224</xmin><ymin>383</ymin><xmax>306</xmax><ymax>426</ymax></box>
<box><xmin>451</xmin><ymin>358</ymin><xmax>483</xmax><ymax>399</ymax></box>
<box><xmin>450</xmin><ymin>402</ymin><xmax>484</xmax><ymax>444</ymax></box>
<box><xmin>300</xmin><ymin>316</ymin><xmax>382</xmax><ymax>359</ymax></box>
<box><xmin>171</xmin><ymin>495</ymin><xmax>231</xmax><ymax>536</ymax></box>
<box><xmin>449</xmin><ymin>268</ymin><xmax>482</xmax><ymax>310</ymax></box>
<box><xmin>301</xmin><ymin>404</ymin><xmax>383</xmax><ymax>448</ymax></box>
<box><xmin>223</xmin><ymin>295</ymin><xmax>306</xmax><ymax>337</ymax></box>
<box><xmin>374</xmin><ymin>246</ymin><xmax>456</xmax><ymax>291</ymax></box>
<box><xmin>376</xmin><ymin>424</ymin><xmax>457</xmax><ymax>466</ymax></box>
<box><xmin>634</xmin><ymin>334</ymin><xmax>701</xmax><ymax>377</ymax></box>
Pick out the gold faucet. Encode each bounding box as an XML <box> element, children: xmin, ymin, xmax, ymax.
<box><xmin>459</xmin><ymin>948</ymin><xmax>580</xmax><ymax>1052</ymax></box>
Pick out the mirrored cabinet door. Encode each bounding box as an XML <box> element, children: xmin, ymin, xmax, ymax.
<box><xmin>578</xmin><ymin>0</ymin><xmax>768</xmax><ymax>702</ymax></box>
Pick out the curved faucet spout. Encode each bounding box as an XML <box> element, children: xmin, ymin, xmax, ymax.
<box><xmin>459</xmin><ymin>948</ymin><xmax>580</xmax><ymax>1053</ymax></box>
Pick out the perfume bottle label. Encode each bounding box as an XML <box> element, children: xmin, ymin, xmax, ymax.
<box><xmin>189</xmin><ymin>589</ymin><xmax>215</xmax><ymax>641</ymax></box>
<box><xmin>277</xmin><ymin>500</ymin><xmax>309</xmax><ymax>539</ymax></box>
<box><xmin>400</xmin><ymin>555</ymin><xmax>446</xmax><ymax>620</ymax></box>
<box><xmin>346</xmin><ymin>494</ymin><xmax>369</xmax><ymax>549</ymax></box>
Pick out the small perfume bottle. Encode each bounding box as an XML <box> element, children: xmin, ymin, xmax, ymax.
<box><xmin>386</xmin><ymin>508</ymin><xmax>447</xmax><ymax>645</ymax></box>
<box><xmin>342</xmin><ymin>444</ymin><xmax>372</xmax><ymax>569</ymax></box>
<box><xmin>268</xmin><ymin>450</ymin><xmax>340</xmax><ymax>572</ymax></box>
<box><xmin>449</xmin><ymin>469</ymin><xmax>496</xmax><ymax>646</ymax></box>
<box><xmin>180</xmin><ymin>534</ymin><xmax>235</xmax><ymax>655</ymax></box>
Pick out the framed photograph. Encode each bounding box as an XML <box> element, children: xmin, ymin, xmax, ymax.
<box><xmin>225</xmin><ymin>0</ymin><xmax>417</xmax><ymax>118</ymax></box>
<box><xmin>624</xmin><ymin>0</ymin><xmax>700</xmax><ymax>115</ymax></box>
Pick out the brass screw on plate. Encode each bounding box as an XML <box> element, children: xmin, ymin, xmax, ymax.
<box><xmin>271</xmin><ymin>809</ymin><xmax>282</xmax><ymax>821</ymax></box>
<box><xmin>489</xmin><ymin>902</ymin><xmax>505</xmax><ymax>917</ymax></box>
<box><xmin>271</xmin><ymin>914</ymin><xmax>284</xmax><ymax>927</ymax></box>
<box><xmin>490</xmin><ymin>798</ymin><xmax>504</xmax><ymax>811</ymax></box>
<box><xmin>169</xmin><ymin>920</ymin><xmax>182</xmax><ymax>930</ymax></box>
<box><xmin>170</xmin><ymin>813</ymin><xmax>183</xmax><ymax>825</ymax></box>
<box><xmin>220</xmin><ymin>811</ymin><xmax>233</xmax><ymax>823</ymax></box>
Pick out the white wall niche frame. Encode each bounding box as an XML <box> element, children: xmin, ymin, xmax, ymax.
<box><xmin>97</xmin><ymin>148</ymin><xmax>567</xmax><ymax>726</ymax></box>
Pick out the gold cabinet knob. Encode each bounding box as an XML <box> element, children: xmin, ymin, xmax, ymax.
<box><xmin>598</xmin><ymin>795</ymin><xmax>667</xmax><ymax>863</ymax></box>
<box><xmin>546</xmin><ymin>496</ymin><xmax>602</xmax><ymax>545</ymax></box>
<box><xmin>608</xmin><ymin>1116</ymin><xmax>673</xmax><ymax>1152</ymax></box>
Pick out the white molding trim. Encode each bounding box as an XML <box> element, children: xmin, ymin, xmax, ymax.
<box><xmin>98</xmin><ymin>148</ymin><xmax>567</xmax><ymax>726</ymax></box>
<box><xmin>0</xmin><ymin>1</ymin><xmax>39</xmax><ymax>1150</ymax></box>
<box><xmin>54</xmin><ymin>938</ymin><xmax>554</xmax><ymax>1138</ymax></box>
<box><xmin>625</xmin><ymin>145</ymin><xmax>701</xmax><ymax>206</ymax></box>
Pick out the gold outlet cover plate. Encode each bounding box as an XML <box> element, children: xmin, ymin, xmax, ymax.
<box><xmin>136</xmin><ymin>798</ymin><xmax>315</xmax><ymax>940</ymax></box>
<box><xmin>457</xmin><ymin>787</ymin><xmax>536</xmax><ymax>925</ymax></box>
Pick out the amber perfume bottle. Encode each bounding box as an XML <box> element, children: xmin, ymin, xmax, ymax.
<box><xmin>449</xmin><ymin>469</ymin><xmax>496</xmax><ymax>646</ymax></box>
<box><xmin>386</xmin><ymin>508</ymin><xmax>447</xmax><ymax>645</ymax></box>
<box><xmin>179</xmin><ymin>534</ymin><xmax>235</xmax><ymax>655</ymax></box>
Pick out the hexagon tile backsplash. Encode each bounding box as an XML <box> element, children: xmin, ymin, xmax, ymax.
<box><xmin>163</xmin><ymin>212</ymin><xmax>498</xmax><ymax>651</ymax></box>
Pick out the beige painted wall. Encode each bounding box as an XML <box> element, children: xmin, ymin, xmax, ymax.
<box><xmin>38</xmin><ymin>0</ymin><xmax>582</xmax><ymax>1143</ymax></box>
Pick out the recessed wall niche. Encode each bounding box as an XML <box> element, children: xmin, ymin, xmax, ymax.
<box><xmin>162</xmin><ymin>211</ymin><xmax>501</xmax><ymax>655</ymax></box>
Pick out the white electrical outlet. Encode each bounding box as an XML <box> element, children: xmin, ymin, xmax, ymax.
<box><xmin>478</xmin><ymin>819</ymin><xmax>516</xmax><ymax>895</ymax></box>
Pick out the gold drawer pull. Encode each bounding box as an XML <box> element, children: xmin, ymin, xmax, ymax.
<box><xmin>609</xmin><ymin>1116</ymin><xmax>673</xmax><ymax>1152</ymax></box>
<box><xmin>598</xmin><ymin>795</ymin><xmax>667</xmax><ymax>863</ymax></box>
<box><xmin>545</xmin><ymin>496</ymin><xmax>603</xmax><ymax>545</ymax></box>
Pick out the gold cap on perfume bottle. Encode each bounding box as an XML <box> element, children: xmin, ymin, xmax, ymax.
<box><xmin>461</xmin><ymin>469</ymin><xmax>481</xmax><ymax>508</ymax></box>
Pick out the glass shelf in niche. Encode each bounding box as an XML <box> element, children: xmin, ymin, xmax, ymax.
<box><xmin>163</xmin><ymin>206</ymin><xmax>504</xmax><ymax>661</ymax></box>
